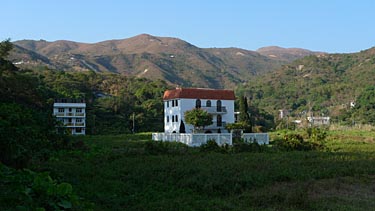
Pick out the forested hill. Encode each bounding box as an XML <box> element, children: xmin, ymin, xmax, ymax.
<box><xmin>239</xmin><ymin>46</ymin><xmax>375</xmax><ymax>122</ymax></box>
<box><xmin>9</xmin><ymin>34</ymin><xmax>321</xmax><ymax>89</ymax></box>
<box><xmin>1</xmin><ymin>42</ymin><xmax>171</xmax><ymax>135</ymax></box>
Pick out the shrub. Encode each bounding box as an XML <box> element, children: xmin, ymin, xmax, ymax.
<box><xmin>273</xmin><ymin>132</ymin><xmax>324</xmax><ymax>151</ymax></box>
<box><xmin>200</xmin><ymin>140</ymin><xmax>227</xmax><ymax>153</ymax></box>
<box><xmin>305</xmin><ymin>127</ymin><xmax>327</xmax><ymax>143</ymax></box>
<box><xmin>0</xmin><ymin>103</ymin><xmax>58</xmax><ymax>168</ymax></box>
<box><xmin>144</xmin><ymin>141</ymin><xmax>188</xmax><ymax>155</ymax></box>
<box><xmin>232</xmin><ymin>138</ymin><xmax>264</xmax><ymax>153</ymax></box>
<box><xmin>0</xmin><ymin>164</ymin><xmax>92</xmax><ymax>210</ymax></box>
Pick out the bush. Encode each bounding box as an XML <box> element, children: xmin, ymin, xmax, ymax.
<box><xmin>144</xmin><ymin>141</ymin><xmax>188</xmax><ymax>155</ymax></box>
<box><xmin>232</xmin><ymin>139</ymin><xmax>264</xmax><ymax>153</ymax></box>
<box><xmin>273</xmin><ymin>132</ymin><xmax>324</xmax><ymax>151</ymax></box>
<box><xmin>305</xmin><ymin>127</ymin><xmax>327</xmax><ymax>143</ymax></box>
<box><xmin>200</xmin><ymin>140</ymin><xmax>228</xmax><ymax>153</ymax></box>
<box><xmin>0</xmin><ymin>103</ymin><xmax>61</xmax><ymax>168</ymax></box>
<box><xmin>0</xmin><ymin>164</ymin><xmax>92</xmax><ymax>210</ymax></box>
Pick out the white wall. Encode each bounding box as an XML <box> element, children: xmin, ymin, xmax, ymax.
<box><xmin>53</xmin><ymin>103</ymin><xmax>86</xmax><ymax>135</ymax></box>
<box><xmin>164</xmin><ymin>98</ymin><xmax>235</xmax><ymax>133</ymax></box>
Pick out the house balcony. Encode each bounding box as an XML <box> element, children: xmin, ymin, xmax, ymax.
<box><xmin>75</xmin><ymin>113</ymin><xmax>85</xmax><ymax>117</ymax></box>
<box><xmin>204</xmin><ymin>121</ymin><xmax>227</xmax><ymax>130</ymax></box>
<box><xmin>55</xmin><ymin>112</ymin><xmax>86</xmax><ymax>117</ymax></box>
<box><xmin>201</xmin><ymin>106</ymin><xmax>227</xmax><ymax>114</ymax></box>
<box><xmin>64</xmin><ymin>122</ymin><xmax>86</xmax><ymax>127</ymax></box>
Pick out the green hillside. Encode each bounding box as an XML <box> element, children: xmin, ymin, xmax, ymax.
<box><xmin>239</xmin><ymin>47</ymin><xmax>375</xmax><ymax>123</ymax></box>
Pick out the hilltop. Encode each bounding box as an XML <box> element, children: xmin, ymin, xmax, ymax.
<box><xmin>257</xmin><ymin>46</ymin><xmax>325</xmax><ymax>61</ymax></box>
<box><xmin>9</xmin><ymin>34</ymin><xmax>322</xmax><ymax>89</ymax></box>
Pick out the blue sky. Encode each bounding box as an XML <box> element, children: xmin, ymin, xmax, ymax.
<box><xmin>1</xmin><ymin>0</ymin><xmax>374</xmax><ymax>53</ymax></box>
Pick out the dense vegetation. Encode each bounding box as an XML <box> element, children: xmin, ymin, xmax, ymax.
<box><xmin>238</xmin><ymin>47</ymin><xmax>375</xmax><ymax>125</ymax></box>
<box><xmin>1</xmin><ymin>60</ymin><xmax>170</xmax><ymax>135</ymax></box>
<box><xmin>1</xmin><ymin>40</ymin><xmax>169</xmax><ymax>209</ymax></box>
<box><xmin>22</xmin><ymin>130</ymin><xmax>375</xmax><ymax>211</ymax></box>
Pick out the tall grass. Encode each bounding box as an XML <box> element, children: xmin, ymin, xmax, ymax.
<box><xmin>32</xmin><ymin>130</ymin><xmax>375</xmax><ymax>210</ymax></box>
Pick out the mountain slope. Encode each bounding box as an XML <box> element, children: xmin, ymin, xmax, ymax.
<box><xmin>10</xmin><ymin>34</ymin><xmax>322</xmax><ymax>89</ymax></box>
<box><xmin>240</xmin><ymin>47</ymin><xmax>375</xmax><ymax>118</ymax></box>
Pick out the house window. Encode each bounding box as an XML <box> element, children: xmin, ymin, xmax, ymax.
<box><xmin>175</xmin><ymin>100</ymin><xmax>178</xmax><ymax>107</ymax></box>
<box><xmin>175</xmin><ymin>115</ymin><xmax>178</xmax><ymax>122</ymax></box>
<box><xmin>69</xmin><ymin>108</ymin><xmax>72</xmax><ymax>112</ymax></box>
<box><xmin>167</xmin><ymin>116</ymin><xmax>169</xmax><ymax>122</ymax></box>
<box><xmin>217</xmin><ymin>115</ymin><xmax>222</xmax><ymax>127</ymax></box>
<box><xmin>76</xmin><ymin>128</ymin><xmax>82</xmax><ymax>133</ymax></box>
<box><xmin>76</xmin><ymin>108</ymin><xmax>82</xmax><ymax>113</ymax></box>
<box><xmin>172</xmin><ymin>100</ymin><xmax>175</xmax><ymax>107</ymax></box>
<box><xmin>217</xmin><ymin>100</ymin><xmax>222</xmax><ymax>112</ymax></box>
<box><xmin>167</xmin><ymin>101</ymin><xmax>169</xmax><ymax>107</ymax></box>
<box><xmin>196</xmin><ymin>99</ymin><xmax>201</xmax><ymax>108</ymax></box>
<box><xmin>76</xmin><ymin>118</ymin><xmax>82</xmax><ymax>123</ymax></box>
<box><xmin>58</xmin><ymin>108</ymin><xmax>64</xmax><ymax>113</ymax></box>
<box><xmin>206</xmin><ymin>100</ymin><xmax>211</xmax><ymax>107</ymax></box>
<box><xmin>172</xmin><ymin>116</ymin><xmax>175</xmax><ymax>122</ymax></box>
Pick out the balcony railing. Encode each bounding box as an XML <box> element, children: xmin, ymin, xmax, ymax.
<box><xmin>55</xmin><ymin>112</ymin><xmax>85</xmax><ymax>117</ymax></box>
<box><xmin>200</xmin><ymin>106</ymin><xmax>227</xmax><ymax>113</ymax></box>
<box><xmin>64</xmin><ymin>122</ymin><xmax>85</xmax><ymax>127</ymax></box>
<box><xmin>204</xmin><ymin>121</ymin><xmax>227</xmax><ymax>129</ymax></box>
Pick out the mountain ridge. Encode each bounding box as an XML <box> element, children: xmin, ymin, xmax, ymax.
<box><xmin>10</xmin><ymin>34</ymin><xmax>323</xmax><ymax>89</ymax></box>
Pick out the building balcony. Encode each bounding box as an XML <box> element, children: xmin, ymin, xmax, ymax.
<box><xmin>201</xmin><ymin>106</ymin><xmax>227</xmax><ymax>114</ymax></box>
<box><xmin>204</xmin><ymin>121</ymin><xmax>227</xmax><ymax>130</ymax></box>
<box><xmin>75</xmin><ymin>113</ymin><xmax>85</xmax><ymax>116</ymax></box>
<box><xmin>64</xmin><ymin>122</ymin><xmax>86</xmax><ymax>127</ymax></box>
<box><xmin>54</xmin><ymin>112</ymin><xmax>86</xmax><ymax>117</ymax></box>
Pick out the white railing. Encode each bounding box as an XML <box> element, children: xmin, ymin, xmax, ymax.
<box><xmin>201</xmin><ymin>106</ymin><xmax>227</xmax><ymax>113</ymax></box>
<box><xmin>152</xmin><ymin>133</ymin><xmax>194</xmax><ymax>146</ymax></box>
<box><xmin>65</xmin><ymin>123</ymin><xmax>86</xmax><ymax>127</ymax></box>
<box><xmin>242</xmin><ymin>133</ymin><xmax>269</xmax><ymax>145</ymax></box>
<box><xmin>54</xmin><ymin>112</ymin><xmax>86</xmax><ymax>117</ymax></box>
<box><xmin>204</xmin><ymin>121</ymin><xmax>227</xmax><ymax>129</ymax></box>
<box><xmin>152</xmin><ymin>133</ymin><xmax>269</xmax><ymax>146</ymax></box>
<box><xmin>152</xmin><ymin>133</ymin><xmax>232</xmax><ymax>147</ymax></box>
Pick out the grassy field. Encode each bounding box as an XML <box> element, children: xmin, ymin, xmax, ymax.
<box><xmin>32</xmin><ymin>131</ymin><xmax>375</xmax><ymax>210</ymax></box>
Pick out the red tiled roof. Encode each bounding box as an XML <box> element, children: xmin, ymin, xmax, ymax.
<box><xmin>163</xmin><ymin>88</ymin><xmax>236</xmax><ymax>100</ymax></box>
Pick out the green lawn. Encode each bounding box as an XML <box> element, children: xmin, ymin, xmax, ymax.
<box><xmin>33</xmin><ymin>131</ymin><xmax>375</xmax><ymax>210</ymax></box>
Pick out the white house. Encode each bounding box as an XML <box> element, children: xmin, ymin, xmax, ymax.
<box><xmin>53</xmin><ymin>99</ymin><xmax>86</xmax><ymax>135</ymax></box>
<box><xmin>307</xmin><ymin>116</ymin><xmax>330</xmax><ymax>126</ymax></box>
<box><xmin>163</xmin><ymin>88</ymin><xmax>235</xmax><ymax>133</ymax></box>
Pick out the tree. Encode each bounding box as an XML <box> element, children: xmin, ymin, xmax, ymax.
<box><xmin>184</xmin><ymin>108</ymin><xmax>213</xmax><ymax>132</ymax></box>
<box><xmin>179</xmin><ymin>120</ymin><xmax>186</xmax><ymax>133</ymax></box>
<box><xmin>350</xmin><ymin>86</ymin><xmax>375</xmax><ymax>124</ymax></box>
<box><xmin>239</xmin><ymin>96</ymin><xmax>252</xmax><ymax>132</ymax></box>
<box><xmin>0</xmin><ymin>39</ymin><xmax>13</xmax><ymax>58</ymax></box>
